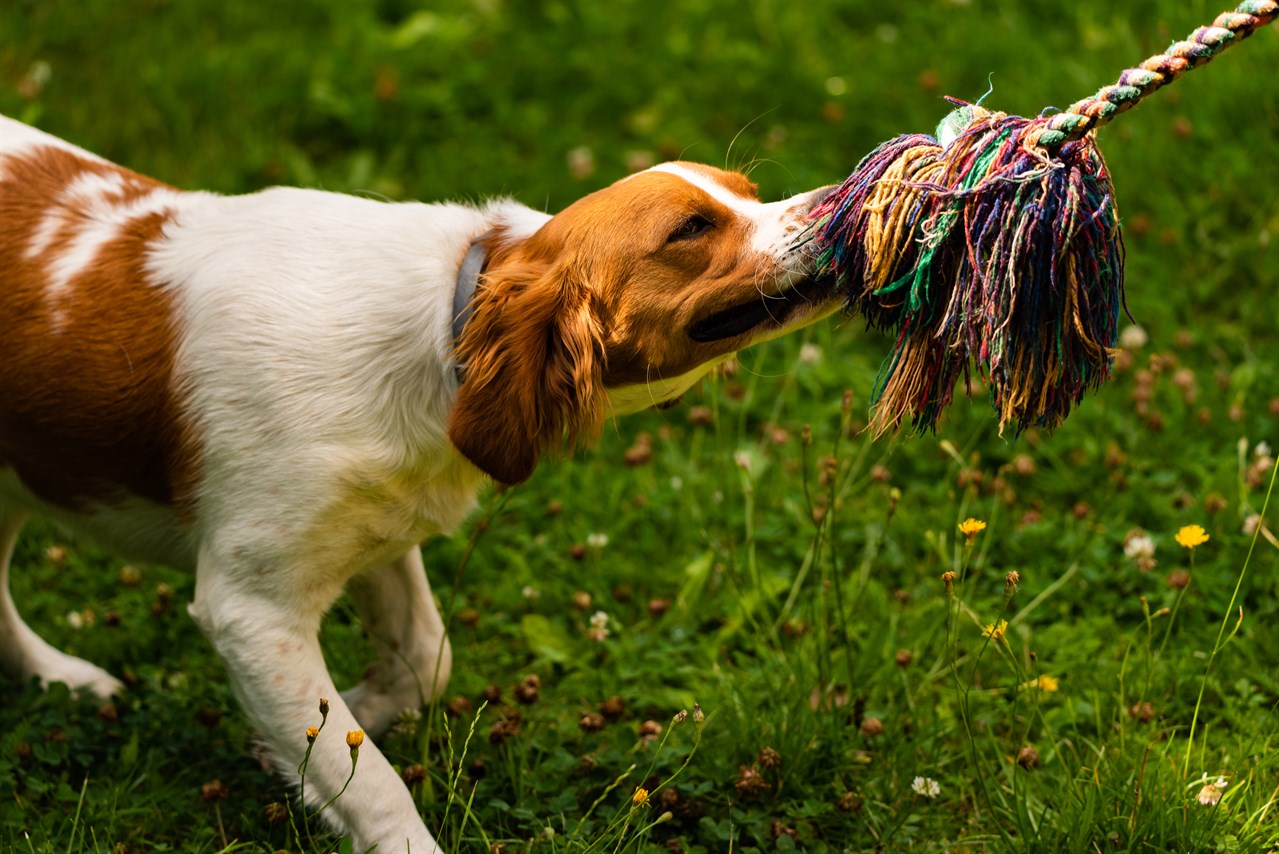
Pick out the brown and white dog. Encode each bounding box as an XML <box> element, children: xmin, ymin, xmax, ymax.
<box><xmin>0</xmin><ymin>114</ymin><xmax>837</xmax><ymax>851</ymax></box>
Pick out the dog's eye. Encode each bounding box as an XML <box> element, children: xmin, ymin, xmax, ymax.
<box><xmin>668</xmin><ymin>214</ymin><xmax>713</xmax><ymax>242</ymax></box>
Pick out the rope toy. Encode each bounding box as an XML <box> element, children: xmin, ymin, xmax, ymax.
<box><xmin>808</xmin><ymin>1</ymin><xmax>1276</xmax><ymax>436</ymax></box>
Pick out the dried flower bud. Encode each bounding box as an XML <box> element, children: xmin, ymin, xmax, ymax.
<box><xmin>1128</xmin><ymin>702</ymin><xmax>1155</xmax><ymax>723</ymax></box>
<box><xmin>758</xmin><ymin>746</ymin><xmax>781</xmax><ymax>768</ymax></box>
<box><xmin>200</xmin><ymin>779</ymin><xmax>229</xmax><ymax>803</ymax></box>
<box><xmin>1004</xmin><ymin>571</ymin><xmax>1020</xmax><ymax>594</ymax></box>
<box><xmin>319</xmin><ymin>697</ymin><xmax>330</xmax><ymax>719</ymax></box>
<box><xmin>401</xmin><ymin>763</ymin><xmax>428</xmax><ymax>785</ymax></box>
<box><xmin>837</xmin><ymin>791</ymin><xmax>863</xmax><ymax>812</ymax></box>
<box><xmin>600</xmin><ymin>695</ymin><xmax>627</xmax><ymax>721</ymax></box>
<box><xmin>514</xmin><ymin>675</ymin><xmax>541</xmax><ymax>705</ymax></box>
<box><xmin>489</xmin><ymin>718</ymin><xmax>520</xmax><ymax>744</ymax></box>
<box><xmin>734</xmin><ymin>764</ymin><xmax>768</xmax><ymax>798</ymax></box>
<box><xmin>688</xmin><ymin>406</ymin><xmax>714</xmax><ymax>427</ymax></box>
<box><xmin>941</xmin><ymin>571</ymin><xmax>956</xmax><ymax>596</ymax></box>
<box><xmin>770</xmin><ymin>821</ymin><xmax>798</xmax><ymax>840</ymax></box>
<box><xmin>1016</xmin><ymin>745</ymin><xmax>1040</xmax><ymax>769</ymax></box>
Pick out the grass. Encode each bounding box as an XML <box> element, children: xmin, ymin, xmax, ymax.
<box><xmin>2</xmin><ymin>0</ymin><xmax>1279</xmax><ymax>851</ymax></box>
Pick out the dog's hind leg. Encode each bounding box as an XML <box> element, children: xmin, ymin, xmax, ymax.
<box><xmin>0</xmin><ymin>511</ymin><xmax>124</xmax><ymax>698</ymax></box>
<box><xmin>342</xmin><ymin>547</ymin><xmax>452</xmax><ymax>736</ymax></box>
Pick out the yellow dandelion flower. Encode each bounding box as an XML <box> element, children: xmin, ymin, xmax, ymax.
<box><xmin>346</xmin><ymin>729</ymin><xmax>364</xmax><ymax>750</ymax></box>
<box><xmin>958</xmin><ymin>518</ymin><xmax>987</xmax><ymax>542</ymax></box>
<box><xmin>1175</xmin><ymin>525</ymin><xmax>1209</xmax><ymax>549</ymax></box>
<box><xmin>306</xmin><ymin>726</ymin><xmax>319</xmax><ymax>744</ymax></box>
<box><xmin>1019</xmin><ymin>674</ymin><xmax>1059</xmax><ymax>692</ymax></box>
<box><xmin>632</xmin><ymin>787</ymin><xmax>650</xmax><ymax>807</ymax></box>
<box><xmin>982</xmin><ymin>619</ymin><xmax>1008</xmax><ymax>642</ymax></box>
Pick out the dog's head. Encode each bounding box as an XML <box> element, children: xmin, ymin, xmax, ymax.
<box><xmin>449</xmin><ymin>162</ymin><xmax>838</xmax><ymax>485</ymax></box>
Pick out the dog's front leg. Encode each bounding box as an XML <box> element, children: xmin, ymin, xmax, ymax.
<box><xmin>343</xmin><ymin>547</ymin><xmax>452</xmax><ymax>737</ymax></box>
<box><xmin>190</xmin><ymin>554</ymin><xmax>439</xmax><ymax>853</ymax></box>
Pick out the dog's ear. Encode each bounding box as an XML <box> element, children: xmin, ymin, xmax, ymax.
<box><xmin>447</xmin><ymin>247</ymin><xmax>605</xmax><ymax>486</ymax></box>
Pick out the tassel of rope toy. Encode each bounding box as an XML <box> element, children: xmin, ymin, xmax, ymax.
<box><xmin>809</xmin><ymin>1</ymin><xmax>1276</xmax><ymax>436</ymax></box>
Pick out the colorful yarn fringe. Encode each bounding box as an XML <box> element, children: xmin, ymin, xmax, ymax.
<box><xmin>810</xmin><ymin>0</ymin><xmax>1277</xmax><ymax>436</ymax></box>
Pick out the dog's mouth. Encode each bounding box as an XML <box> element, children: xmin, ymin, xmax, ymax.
<box><xmin>687</xmin><ymin>276</ymin><xmax>834</xmax><ymax>343</ymax></box>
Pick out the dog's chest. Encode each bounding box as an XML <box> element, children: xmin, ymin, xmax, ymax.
<box><xmin>295</xmin><ymin>454</ymin><xmax>486</xmax><ymax>582</ymax></box>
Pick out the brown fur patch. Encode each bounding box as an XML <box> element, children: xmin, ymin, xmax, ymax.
<box><xmin>0</xmin><ymin>145</ymin><xmax>198</xmax><ymax>512</ymax></box>
<box><xmin>449</xmin><ymin>165</ymin><xmax>795</xmax><ymax>483</ymax></box>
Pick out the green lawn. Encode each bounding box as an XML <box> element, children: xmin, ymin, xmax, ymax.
<box><xmin>2</xmin><ymin>1</ymin><xmax>1278</xmax><ymax>851</ymax></box>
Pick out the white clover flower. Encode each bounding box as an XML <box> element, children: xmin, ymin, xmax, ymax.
<box><xmin>521</xmin><ymin>586</ymin><xmax>540</xmax><ymax>599</ymax></box>
<box><xmin>669</xmin><ymin>476</ymin><xmax>683</xmax><ymax>491</ymax></box>
<box><xmin>798</xmin><ymin>343</ymin><xmax>824</xmax><ymax>365</ymax></box>
<box><xmin>587</xmin><ymin>532</ymin><xmax>609</xmax><ymax>549</ymax></box>
<box><xmin>586</xmin><ymin>610</ymin><xmax>611</xmax><ymax>641</ymax></box>
<box><xmin>911</xmin><ymin>776</ymin><xmax>940</xmax><ymax>798</ymax></box>
<box><xmin>1197</xmin><ymin>783</ymin><xmax>1223</xmax><ymax>806</ymax></box>
<box><xmin>1119</xmin><ymin>325</ymin><xmax>1148</xmax><ymax>350</ymax></box>
<box><xmin>65</xmin><ymin>610</ymin><xmax>84</xmax><ymax>630</ymax></box>
<box><xmin>1254</xmin><ymin>441</ymin><xmax>1272</xmax><ymax>460</ymax></box>
<box><xmin>1124</xmin><ymin>534</ymin><xmax>1156</xmax><ymax>560</ymax></box>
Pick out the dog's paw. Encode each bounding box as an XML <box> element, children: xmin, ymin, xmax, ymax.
<box><xmin>35</xmin><ymin>652</ymin><xmax>124</xmax><ymax>699</ymax></box>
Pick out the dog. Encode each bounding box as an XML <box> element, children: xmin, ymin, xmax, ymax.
<box><xmin>0</xmin><ymin>114</ymin><xmax>838</xmax><ymax>851</ymax></box>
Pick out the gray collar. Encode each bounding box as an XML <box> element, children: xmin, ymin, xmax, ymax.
<box><xmin>452</xmin><ymin>237</ymin><xmax>490</xmax><ymax>380</ymax></box>
<box><xmin>453</xmin><ymin>237</ymin><xmax>489</xmax><ymax>343</ymax></box>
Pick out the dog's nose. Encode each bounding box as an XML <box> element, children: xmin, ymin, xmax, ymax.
<box><xmin>804</xmin><ymin>184</ymin><xmax>840</xmax><ymax>214</ymax></box>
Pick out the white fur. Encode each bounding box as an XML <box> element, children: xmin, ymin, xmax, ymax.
<box><xmin>0</xmin><ymin>116</ymin><xmax>109</xmax><ymax>172</ymax></box>
<box><xmin>647</xmin><ymin>162</ymin><xmax>813</xmax><ymax>263</ymax></box>
<box><xmin>0</xmin><ymin>124</ymin><xmax>828</xmax><ymax>852</ymax></box>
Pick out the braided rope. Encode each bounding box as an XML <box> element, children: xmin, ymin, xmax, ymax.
<box><xmin>1025</xmin><ymin>0</ymin><xmax>1277</xmax><ymax>148</ymax></box>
